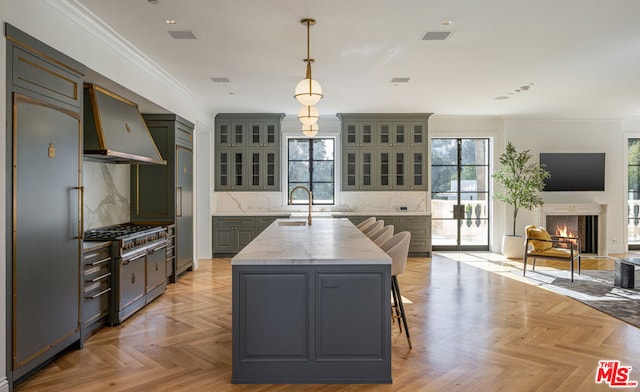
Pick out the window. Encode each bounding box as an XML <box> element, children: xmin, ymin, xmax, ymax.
<box><xmin>288</xmin><ymin>138</ymin><xmax>335</xmax><ymax>205</ymax></box>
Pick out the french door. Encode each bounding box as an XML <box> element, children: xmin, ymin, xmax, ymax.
<box><xmin>431</xmin><ymin>138</ymin><xmax>490</xmax><ymax>251</ymax></box>
<box><xmin>628</xmin><ymin>138</ymin><xmax>640</xmax><ymax>249</ymax></box>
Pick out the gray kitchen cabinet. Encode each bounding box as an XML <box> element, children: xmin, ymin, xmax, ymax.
<box><xmin>247</xmin><ymin>121</ymin><xmax>279</xmax><ymax>148</ymax></box>
<box><xmin>376</xmin><ymin>149</ymin><xmax>408</xmax><ymax>190</ymax></box>
<box><xmin>337</xmin><ymin>113</ymin><xmax>432</xmax><ymax>191</ymax></box>
<box><xmin>343</xmin><ymin>149</ymin><xmax>375</xmax><ymax>191</ymax></box>
<box><xmin>377</xmin><ymin>149</ymin><xmax>426</xmax><ymax>191</ymax></box>
<box><xmin>338</xmin><ymin>214</ymin><xmax>432</xmax><ymax>256</ymax></box>
<box><xmin>395</xmin><ymin>215</ymin><xmax>432</xmax><ymax>257</ymax></box>
<box><xmin>82</xmin><ymin>243</ymin><xmax>112</xmax><ymax>342</ymax></box>
<box><xmin>165</xmin><ymin>224</ymin><xmax>176</xmax><ymax>281</ymax></box>
<box><xmin>376</xmin><ymin>121</ymin><xmax>408</xmax><ymax>148</ymax></box>
<box><xmin>216</xmin><ymin>148</ymin><xmax>245</xmax><ymax>190</ymax></box>
<box><xmin>176</xmin><ymin>144</ymin><xmax>194</xmax><ymax>277</ymax></box>
<box><xmin>342</xmin><ymin>120</ymin><xmax>375</xmax><ymax>148</ymax></box>
<box><xmin>215</xmin><ymin>113</ymin><xmax>284</xmax><ymax>191</ymax></box>
<box><xmin>213</xmin><ymin>216</ymin><xmax>257</xmax><ymax>255</ymax></box>
<box><xmin>247</xmin><ymin>149</ymin><xmax>279</xmax><ymax>191</ymax></box>
<box><xmin>409</xmin><ymin>121</ymin><xmax>427</xmax><ymax>148</ymax></box>
<box><xmin>212</xmin><ymin>215</ymin><xmax>288</xmax><ymax>256</ymax></box>
<box><xmin>132</xmin><ymin>114</ymin><xmax>194</xmax><ymax>281</ymax></box>
<box><xmin>6</xmin><ymin>24</ymin><xmax>85</xmax><ymax>382</ymax></box>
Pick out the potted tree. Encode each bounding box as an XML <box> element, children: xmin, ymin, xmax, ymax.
<box><xmin>492</xmin><ymin>142</ymin><xmax>550</xmax><ymax>258</ymax></box>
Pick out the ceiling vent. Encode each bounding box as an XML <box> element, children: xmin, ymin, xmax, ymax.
<box><xmin>421</xmin><ymin>31</ymin><xmax>453</xmax><ymax>41</ymax></box>
<box><xmin>211</xmin><ymin>77</ymin><xmax>231</xmax><ymax>84</ymax></box>
<box><xmin>391</xmin><ymin>77</ymin><xmax>411</xmax><ymax>84</ymax></box>
<box><xmin>168</xmin><ymin>30</ymin><xmax>198</xmax><ymax>40</ymax></box>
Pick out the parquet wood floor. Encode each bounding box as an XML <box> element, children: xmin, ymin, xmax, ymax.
<box><xmin>14</xmin><ymin>254</ymin><xmax>640</xmax><ymax>392</ymax></box>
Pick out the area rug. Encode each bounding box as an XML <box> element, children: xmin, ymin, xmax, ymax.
<box><xmin>435</xmin><ymin>252</ymin><xmax>640</xmax><ymax>329</ymax></box>
<box><xmin>517</xmin><ymin>268</ymin><xmax>640</xmax><ymax>328</ymax></box>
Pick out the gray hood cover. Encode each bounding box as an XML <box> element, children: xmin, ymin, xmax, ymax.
<box><xmin>84</xmin><ymin>84</ymin><xmax>166</xmax><ymax>165</ymax></box>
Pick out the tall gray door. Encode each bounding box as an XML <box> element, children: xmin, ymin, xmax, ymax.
<box><xmin>13</xmin><ymin>95</ymin><xmax>81</xmax><ymax>378</ymax></box>
<box><xmin>176</xmin><ymin>146</ymin><xmax>193</xmax><ymax>272</ymax></box>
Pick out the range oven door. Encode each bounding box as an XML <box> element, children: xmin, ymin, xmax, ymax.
<box><xmin>112</xmin><ymin>252</ymin><xmax>146</xmax><ymax>324</ymax></box>
<box><xmin>146</xmin><ymin>242</ymin><xmax>167</xmax><ymax>302</ymax></box>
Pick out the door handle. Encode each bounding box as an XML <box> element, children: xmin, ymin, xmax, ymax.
<box><xmin>452</xmin><ymin>204</ymin><xmax>465</xmax><ymax>219</ymax></box>
<box><xmin>177</xmin><ymin>186</ymin><xmax>183</xmax><ymax>217</ymax></box>
<box><xmin>74</xmin><ymin>186</ymin><xmax>84</xmax><ymax>239</ymax></box>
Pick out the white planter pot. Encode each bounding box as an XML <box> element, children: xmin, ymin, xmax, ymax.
<box><xmin>502</xmin><ymin>235</ymin><xmax>524</xmax><ymax>259</ymax></box>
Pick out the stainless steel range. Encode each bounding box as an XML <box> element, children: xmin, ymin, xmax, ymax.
<box><xmin>84</xmin><ymin>224</ymin><xmax>168</xmax><ymax>325</ymax></box>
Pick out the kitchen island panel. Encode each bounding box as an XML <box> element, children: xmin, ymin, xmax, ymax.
<box><xmin>316</xmin><ymin>271</ymin><xmax>387</xmax><ymax>361</ymax></box>
<box><xmin>239</xmin><ymin>272</ymin><xmax>309</xmax><ymax>361</ymax></box>
<box><xmin>232</xmin><ymin>265</ymin><xmax>391</xmax><ymax>384</ymax></box>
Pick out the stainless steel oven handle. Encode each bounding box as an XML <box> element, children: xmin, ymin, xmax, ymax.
<box><xmin>151</xmin><ymin>245</ymin><xmax>167</xmax><ymax>253</ymax></box>
<box><xmin>121</xmin><ymin>253</ymin><xmax>146</xmax><ymax>265</ymax></box>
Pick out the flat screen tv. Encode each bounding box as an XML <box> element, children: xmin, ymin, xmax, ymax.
<box><xmin>539</xmin><ymin>153</ymin><xmax>605</xmax><ymax>191</ymax></box>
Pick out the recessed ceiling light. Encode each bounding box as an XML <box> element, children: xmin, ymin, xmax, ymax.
<box><xmin>390</xmin><ymin>77</ymin><xmax>410</xmax><ymax>84</ymax></box>
<box><xmin>495</xmin><ymin>96</ymin><xmax>510</xmax><ymax>100</ymax></box>
<box><xmin>165</xmin><ymin>19</ymin><xmax>177</xmax><ymax>25</ymax></box>
<box><xmin>148</xmin><ymin>0</ymin><xmax>159</xmax><ymax>4</ymax></box>
<box><xmin>441</xmin><ymin>20</ymin><xmax>453</xmax><ymax>25</ymax></box>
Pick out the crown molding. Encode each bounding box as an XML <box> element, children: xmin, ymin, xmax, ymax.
<box><xmin>48</xmin><ymin>0</ymin><xmax>208</xmax><ymax>114</ymax></box>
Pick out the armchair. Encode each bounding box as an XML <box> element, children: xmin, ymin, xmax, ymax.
<box><xmin>523</xmin><ymin>225</ymin><xmax>581</xmax><ymax>282</ymax></box>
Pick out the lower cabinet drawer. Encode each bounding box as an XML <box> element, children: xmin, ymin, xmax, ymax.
<box><xmin>83</xmin><ymin>280</ymin><xmax>111</xmax><ymax>325</ymax></box>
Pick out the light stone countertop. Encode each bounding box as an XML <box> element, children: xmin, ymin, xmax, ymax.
<box><xmin>231</xmin><ymin>218</ymin><xmax>392</xmax><ymax>266</ymax></box>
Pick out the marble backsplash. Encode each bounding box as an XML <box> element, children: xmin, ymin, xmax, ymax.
<box><xmin>213</xmin><ymin>191</ymin><xmax>428</xmax><ymax>214</ymax></box>
<box><xmin>83</xmin><ymin>161</ymin><xmax>130</xmax><ymax>229</ymax></box>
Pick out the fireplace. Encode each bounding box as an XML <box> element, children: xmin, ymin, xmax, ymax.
<box><xmin>545</xmin><ymin>215</ymin><xmax>598</xmax><ymax>253</ymax></box>
<box><xmin>540</xmin><ymin>204</ymin><xmax>607</xmax><ymax>256</ymax></box>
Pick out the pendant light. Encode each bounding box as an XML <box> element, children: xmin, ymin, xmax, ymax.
<box><xmin>298</xmin><ymin>105</ymin><xmax>319</xmax><ymax>126</ymax></box>
<box><xmin>294</xmin><ymin>19</ymin><xmax>323</xmax><ymax>106</ymax></box>
<box><xmin>302</xmin><ymin>123</ymin><xmax>318</xmax><ymax>138</ymax></box>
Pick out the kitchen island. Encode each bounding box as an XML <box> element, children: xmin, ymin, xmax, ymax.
<box><xmin>231</xmin><ymin>218</ymin><xmax>392</xmax><ymax>384</ymax></box>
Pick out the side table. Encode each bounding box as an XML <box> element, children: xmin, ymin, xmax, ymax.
<box><xmin>614</xmin><ymin>258</ymin><xmax>640</xmax><ymax>289</ymax></box>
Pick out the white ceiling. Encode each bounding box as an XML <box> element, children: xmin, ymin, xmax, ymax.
<box><xmin>77</xmin><ymin>0</ymin><xmax>640</xmax><ymax>118</ymax></box>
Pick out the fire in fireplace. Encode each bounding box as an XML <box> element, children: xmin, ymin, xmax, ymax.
<box><xmin>545</xmin><ymin>215</ymin><xmax>598</xmax><ymax>253</ymax></box>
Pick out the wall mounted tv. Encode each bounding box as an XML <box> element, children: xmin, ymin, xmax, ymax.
<box><xmin>539</xmin><ymin>153</ymin><xmax>605</xmax><ymax>191</ymax></box>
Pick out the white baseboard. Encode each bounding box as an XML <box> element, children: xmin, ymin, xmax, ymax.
<box><xmin>0</xmin><ymin>377</ymin><xmax>9</xmax><ymax>392</ymax></box>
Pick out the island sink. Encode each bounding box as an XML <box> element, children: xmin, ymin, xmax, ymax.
<box><xmin>277</xmin><ymin>220</ymin><xmax>307</xmax><ymax>226</ymax></box>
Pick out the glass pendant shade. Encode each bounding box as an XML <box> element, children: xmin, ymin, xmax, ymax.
<box><xmin>298</xmin><ymin>105</ymin><xmax>319</xmax><ymax>125</ymax></box>
<box><xmin>301</xmin><ymin>123</ymin><xmax>318</xmax><ymax>137</ymax></box>
<box><xmin>294</xmin><ymin>78</ymin><xmax>323</xmax><ymax>106</ymax></box>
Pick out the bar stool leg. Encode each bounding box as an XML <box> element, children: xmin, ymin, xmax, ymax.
<box><xmin>392</xmin><ymin>275</ymin><xmax>412</xmax><ymax>349</ymax></box>
<box><xmin>391</xmin><ymin>278</ymin><xmax>402</xmax><ymax>332</ymax></box>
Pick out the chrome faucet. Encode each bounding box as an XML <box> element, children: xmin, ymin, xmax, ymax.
<box><xmin>289</xmin><ymin>185</ymin><xmax>312</xmax><ymax>226</ymax></box>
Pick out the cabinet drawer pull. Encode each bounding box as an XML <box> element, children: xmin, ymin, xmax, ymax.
<box><xmin>87</xmin><ymin>287</ymin><xmax>111</xmax><ymax>300</ymax></box>
<box><xmin>88</xmin><ymin>272</ymin><xmax>111</xmax><ymax>283</ymax></box>
<box><xmin>90</xmin><ymin>257</ymin><xmax>110</xmax><ymax>266</ymax></box>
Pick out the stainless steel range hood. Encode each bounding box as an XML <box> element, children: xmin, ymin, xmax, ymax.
<box><xmin>83</xmin><ymin>84</ymin><xmax>166</xmax><ymax>165</ymax></box>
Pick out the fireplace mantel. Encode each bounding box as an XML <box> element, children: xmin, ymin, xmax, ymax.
<box><xmin>539</xmin><ymin>203</ymin><xmax>607</xmax><ymax>256</ymax></box>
